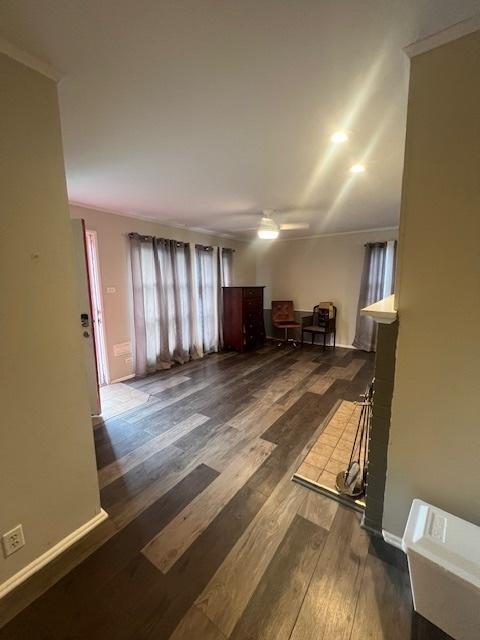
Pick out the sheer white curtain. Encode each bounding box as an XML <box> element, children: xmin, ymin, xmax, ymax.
<box><xmin>194</xmin><ymin>245</ymin><xmax>234</xmax><ymax>352</ymax></box>
<box><xmin>130</xmin><ymin>234</ymin><xmax>200</xmax><ymax>376</ymax></box>
<box><xmin>220</xmin><ymin>248</ymin><xmax>233</xmax><ymax>287</ymax></box>
<box><xmin>130</xmin><ymin>235</ymin><xmax>234</xmax><ymax>376</ymax></box>
<box><xmin>196</xmin><ymin>246</ymin><xmax>220</xmax><ymax>354</ymax></box>
<box><xmin>188</xmin><ymin>242</ymin><xmax>203</xmax><ymax>358</ymax></box>
<box><xmin>154</xmin><ymin>238</ymin><xmax>199</xmax><ymax>367</ymax></box>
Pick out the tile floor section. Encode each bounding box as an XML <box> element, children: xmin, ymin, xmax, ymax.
<box><xmin>98</xmin><ymin>382</ymin><xmax>151</xmax><ymax>420</ymax></box>
<box><xmin>295</xmin><ymin>400</ymin><xmax>365</xmax><ymax>498</ymax></box>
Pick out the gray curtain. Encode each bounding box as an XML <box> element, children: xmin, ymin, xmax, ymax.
<box><xmin>129</xmin><ymin>234</ymin><xmax>200</xmax><ymax>376</ymax></box>
<box><xmin>130</xmin><ymin>233</ymin><xmax>150</xmax><ymax>376</ymax></box>
<box><xmin>130</xmin><ymin>235</ymin><xmax>234</xmax><ymax>376</ymax></box>
<box><xmin>353</xmin><ymin>242</ymin><xmax>395</xmax><ymax>352</ymax></box>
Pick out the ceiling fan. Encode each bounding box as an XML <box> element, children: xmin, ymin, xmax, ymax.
<box><xmin>256</xmin><ymin>209</ymin><xmax>309</xmax><ymax>239</ymax></box>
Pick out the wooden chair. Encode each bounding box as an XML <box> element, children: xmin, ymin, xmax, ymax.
<box><xmin>301</xmin><ymin>303</ymin><xmax>337</xmax><ymax>349</ymax></box>
<box><xmin>271</xmin><ymin>300</ymin><xmax>300</xmax><ymax>346</ymax></box>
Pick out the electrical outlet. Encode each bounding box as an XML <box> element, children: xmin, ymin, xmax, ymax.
<box><xmin>2</xmin><ymin>524</ymin><xmax>25</xmax><ymax>557</ymax></box>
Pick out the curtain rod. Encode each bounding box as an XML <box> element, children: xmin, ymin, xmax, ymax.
<box><xmin>128</xmin><ymin>232</ymin><xmax>235</xmax><ymax>251</ymax></box>
<box><xmin>196</xmin><ymin>244</ymin><xmax>235</xmax><ymax>252</ymax></box>
<box><xmin>363</xmin><ymin>240</ymin><xmax>397</xmax><ymax>247</ymax></box>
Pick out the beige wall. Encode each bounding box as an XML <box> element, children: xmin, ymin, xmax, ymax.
<box><xmin>383</xmin><ymin>31</ymin><xmax>480</xmax><ymax>536</ymax></box>
<box><xmin>70</xmin><ymin>203</ymin><xmax>397</xmax><ymax>377</ymax></box>
<box><xmin>255</xmin><ymin>228</ymin><xmax>398</xmax><ymax>346</ymax></box>
<box><xmin>70</xmin><ymin>205</ymin><xmax>256</xmax><ymax>382</ymax></box>
<box><xmin>0</xmin><ymin>55</ymin><xmax>101</xmax><ymax>586</ymax></box>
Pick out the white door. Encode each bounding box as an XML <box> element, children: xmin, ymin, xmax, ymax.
<box><xmin>85</xmin><ymin>229</ymin><xmax>108</xmax><ymax>386</ymax></box>
<box><xmin>71</xmin><ymin>219</ymin><xmax>101</xmax><ymax>416</ymax></box>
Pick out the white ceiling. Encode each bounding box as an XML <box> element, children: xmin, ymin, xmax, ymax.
<box><xmin>1</xmin><ymin>1</ymin><xmax>479</xmax><ymax>238</ymax></box>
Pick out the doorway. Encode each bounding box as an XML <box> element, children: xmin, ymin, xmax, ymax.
<box><xmin>85</xmin><ymin>229</ymin><xmax>109</xmax><ymax>386</ymax></box>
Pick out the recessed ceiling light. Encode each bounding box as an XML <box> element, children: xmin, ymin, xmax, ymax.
<box><xmin>350</xmin><ymin>163</ymin><xmax>366</xmax><ymax>174</ymax></box>
<box><xmin>331</xmin><ymin>131</ymin><xmax>349</xmax><ymax>143</ymax></box>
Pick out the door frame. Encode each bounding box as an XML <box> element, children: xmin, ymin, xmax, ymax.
<box><xmin>84</xmin><ymin>228</ymin><xmax>109</xmax><ymax>386</ymax></box>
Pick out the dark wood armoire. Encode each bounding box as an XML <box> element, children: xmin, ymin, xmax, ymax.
<box><xmin>222</xmin><ymin>286</ymin><xmax>265</xmax><ymax>352</ymax></box>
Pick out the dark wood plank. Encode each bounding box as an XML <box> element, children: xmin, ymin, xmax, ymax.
<box><xmin>132</xmin><ymin>349</ymin><xmax>296</xmax><ymax>434</ymax></box>
<box><xmin>170</xmin><ymin>606</ymin><xmax>226</xmax><ymax>640</ymax></box>
<box><xmin>274</xmin><ymin>361</ymin><xmax>330</xmax><ymax>408</ymax></box>
<box><xmin>99</xmin><ymin>443</ymin><xmax>182</xmax><ymax>511</ymax></box>
<box><xmin>75</xmin><ymin>484</ymin><xmax>268</xmax><ymax>640</ymax></box>
<box><xmin>125</xmin><ymin>350</ymin><xmax>242</xmax><ymax>391</ymax></box>
<box><xmin>173</xmin><ymin>417</ymin><xmax>232</xmax><ymax>454</ymax></box>
<box><xmin>95</xmin><ymin>424</ymin><xmax>155</xmax><ymax>469</ymax></box>
<box><xmin>93</xmin><ymin>414</ymin><xmax>138</xmax><ymax>446</ymax></box>
<box><xmin>290</xmin><ymin>506</ymin><xmax>370</xmax><ymax>640</ymax></box>
<box><xmin>412</xmin><ymin>613</ymin><xmax>455</xmax><ymax>640</ymax></box>
<box><xmin>0</xmin><ymin>464</ymin><xmax>219</xmax><ymax>639</ymax></box>
<box><xmin>230</xmin><ymin>514</ymin><xmax>327</xmax><ymax>640</ymax></box>
<box><xmin>261</xmin><ymin>387</ymin><xmax>341</xmax><ymax>451</ymax></box>
<box><xmin>1</xmin><ymin>347</ymin><xmax>397</xmax><ymax>640</ymax></box>
<box><xmin>297</xmin><ymin>487</ymin><xmax>338</xmax><ymax>530</ymax></box>
<box><xmin>194</xmin><ymin>479</ymin><xmax>306</xmax><ymax>636</ymax></box>
<box><xmin>142</xmin><ymin>439</ymin><xmax>274</xmax><ymax>574</ymax></box>
<box><xmin>350</xmin><ymin>552</ymin><xmax>412</xmax><ymax>639</ymax></box>
<box><xmin>98</xmin><ymin>413</ymin><xmax>210</xmax><ymax>488</ymax></box>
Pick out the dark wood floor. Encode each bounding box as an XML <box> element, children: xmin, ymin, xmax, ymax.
<box><xmin>0</xmin><ymin>345</ymin><xmax>449</xmax><ymax>639</ymax></box>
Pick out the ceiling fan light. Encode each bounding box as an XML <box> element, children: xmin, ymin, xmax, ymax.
<box><xmin>258</xmin><ymin>229</ymin><xmax>279</xmax><ymax>240</ymax></box>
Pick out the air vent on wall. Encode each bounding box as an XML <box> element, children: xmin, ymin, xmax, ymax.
<box><xmin>113</xmin><ymin>341</ymin><xmax>131</xmax><ymax>357</ymax></box>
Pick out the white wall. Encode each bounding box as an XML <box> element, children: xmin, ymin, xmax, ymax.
<box><xmin>255</xmin><ymin>228</ymin><xmax>398</xmax><ymax>346</ymax></box>
<box><xmin>383</xmin><ymin>30</ymin><xmax>480</xmax><ymax>537</ymax></box>
<box><xmin>70</xmin><ymin>205</ymin><xmax>257</xmax><ymax>382</ymax></box>
<box><xmin>0</xmin><ymin>55</ymin><xmax>101</xmax><ymax>587</ymax></box>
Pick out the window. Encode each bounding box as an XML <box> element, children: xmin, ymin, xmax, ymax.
<box><xmin>129</xmin><ymin>234</ymin><xmax>234</xmax><ymax>374</ymax></box>
<box><xmin>196</xmin><ymin>246</ymin><xmax>219</xmax><ymax>354</ymax></box>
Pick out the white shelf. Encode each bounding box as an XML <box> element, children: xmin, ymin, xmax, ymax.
<box><xmin>360</xmin><ymin>294</ymin><xmax>397</xmax><ymax>324</ymax></box>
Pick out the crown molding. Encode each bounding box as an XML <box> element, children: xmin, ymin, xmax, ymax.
<box><xmin>70</xmin><ymin>202</ymin><xmax>397</xmax><ymax>244</ymax></box>
<box><xmin>404</xmin><ymin>13</ymin><xmax>480</xmax><ymax>58</ymax></box>
<box><xmin>69</xmin><ymin>201</ymin><xmax>244</xmax><ymax>242</ymax></box>
<box><xmin>273</xmin><ymin>226</ymin><xmax>399</xmax><ymax>242</ymax></box>
<box><xmin>0</xmin><ymin>37</ymin><xmax>62</xmax><ymax>82</ymax></box>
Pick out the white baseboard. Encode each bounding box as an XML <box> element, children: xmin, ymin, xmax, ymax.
<box><xmin>108</xmin><ymin>374</ymin><xmax>135</xmax><ymax>384</ymax></box>
<box><xmin>382</xmin><ymin>529</ymin><xmax>404</xmax><ymax>551</ymax></box>
<box><xmin>0</xmin><ymin>508</ymin><xmax>108</xmax><ymax>599</ymax></box>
